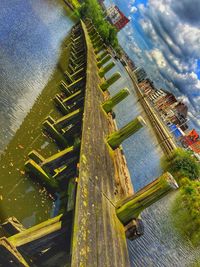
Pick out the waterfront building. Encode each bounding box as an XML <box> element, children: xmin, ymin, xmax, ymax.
<box><xmin>107</xmin><ymin>5</ymin><xmax>130</xmax><ymax>31</ymax></box>
<box><xmin>134</xmin><ymin>67</ymin><xmax>147</xmax><ymax>83</ymax></box>
<box><xmin>189</xmin><ymin>140</ymin><xmax>200</xmax><ymax>154</ymax></box>
<box><xmin>121</xmin><ymin>51</ymin><xmax>136</xmax><ymax>71</ymax></box>
<box><xmin>154</xmin><ymin>91</ymin><xmax>177</xmax><ymax>111</ymax></box>
<box><xmin>180</xmin><ymin>129</ymin><xmax>199</xmax><ymax>147</ymax></box>
<box><xmin>139</xmin><ymin>79</ymin><xmax>155</xmax><ymax>95</ymax></box>
<box><xmin>150</xmin><ymin>89</ymin><xmax>167</xmax><ymax>104</ymax></box>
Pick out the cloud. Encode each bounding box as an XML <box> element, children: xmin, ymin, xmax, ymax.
<box><xmin>136</xmin><ymin>0</ymin><xmax>200</xmax><ymax>124</ymax></box>
<box><xmin>130</xmin><ymin>6</ymin><xmax>137</xmax><ymax>14</ymax></box>
<box><xmin>171</xmin><ymin>0</ymin><xmax>200</xmax><ymax>26</ymax></box>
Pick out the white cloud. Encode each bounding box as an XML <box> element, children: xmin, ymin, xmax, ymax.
<box><xmin>136</xmin><ymin>0</ymin><xmax>200</xmax><ymax>118</ymax></box>
<box><xmin>130</xmin><ymin>6</ymin><xmax>137</xmax><ymax>14</ymax></box>
<box><xmin>151</xmin><ymin>48</ymin><xmax>166</xmax><ymax>68</ymax></box>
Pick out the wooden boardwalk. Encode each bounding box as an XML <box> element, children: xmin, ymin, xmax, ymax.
<box><xmin>71</xmin><ymin>22</ymin><xmax>131</xmax><ymax>267</ymax></box>
<box><xmin>0</xmin><ymin>21</ymin><xmax>133</xmax><ymax>267</ymax></box>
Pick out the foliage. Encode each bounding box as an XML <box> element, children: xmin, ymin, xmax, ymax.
<box><xmin>77</xmin><ymin>0</ymin><xmax>119</xmax><ymax>50</ymax></box>
<box><xmin>161</xmin><ymin>148</ymin><xmax>200</xmax><ymax>182</ymax></box>
<box><xmin>171</xmin><ymin>178</ymin><xmax>200</xmax><ymax>247</ymax></box>
<box><xmin>68</xmin><ymin>0</ymin><xmax>81</xmax><ymax>9</ymax></box>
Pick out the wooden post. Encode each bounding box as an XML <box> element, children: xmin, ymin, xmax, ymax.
<box><xmin>8</xmin><ymin>215</ymin><xmax>64</xmax><ymax>255</ymax></box>
<box><xmin>96</xmin><ymin>51</ymin><xmax>109</xmax><ymax>61</ymax></box>
<box><xmin>70</xmin><ymin>67</ymin><xmax>85</xmax><ymax>81</ymax></box>
<box><xmin>2</xmin><ymin>217</ymin><xmax>26</xmax><ymax>236</ymax></box>
<box><xmin>116</xmin><ymin>172</ymin><xmax>178</xmax><ymax>225</ymax></box>
<box><xmin>54</xmin><ymin>95</ymin><xmax>69</xmax><ymax>115</ymax></box>
<box><xmin>102</xmin><ymin>88</ymin><xmax>130</xmax><ymax>113</ymax></box>
<box><xmin>60</xmin><ymin>81</ymin><xmax>72</xmax><ymax>96</ymax></box>
<box><xmin>107</xmin><ymin>116</ymin><xmax>146</xmax><ymax>149</ymax></box>
<box><xmin>93</xmin><ymin>39</ymin><xmax>103</xmax><ymax>49</ymax></box>
<box><xmin>60</xmin><ymin>77</ymin><xmax>85</xmax><ymax>95</ymax></box>
<box><xmin>43</xmin><ymin>120</ymin><xmax>68</xmax><ymax>148</ymax></box>
<box><xmin>28</xmin><ymin>150</ymin><xmax>45</xmax><ymax>164</ymax></box>
<box><xmin>124</xmin><ymin>218</ymin><xmax>144</xmax><ymax>240</ymax></box>
<box><xmin>99</xmin><ymin>62</ymin><xmax>115</xmax><ymax>78</ymax></box>
<box><xmin>0</xmin><ymin>238</ymin><xmax>29</xmax><ymax>267</ymax></box>
<box><xmin>94</xmin><ymin>44</ymin><xmax>106</xmax><ymax>55</ymax></box>
<box><xmin>100</xmin><ymin>72</ymin><xmax>121</xmax><ymax>91</ymax></box>
<box><xmin>54</xmin><ymin>108</ymin><xmax>82</xmax><ymax>131</ymax></box>
<box><xmin>25</xmin><ymin>159</ymin><xmax>59</xmax><ymax>192</ymax></box>
<box><xmin>42</xmin><ymin>145</ymin><xmax>79</xmax><ymax>171</ymax></box>
<box><xmin>97</xmin><ymin>55</ymin><xmax>112</xmax><ymax>68</ymax></box>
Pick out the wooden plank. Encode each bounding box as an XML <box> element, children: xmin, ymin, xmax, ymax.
<box><xmin>71</xmin><ymin>21</ymin><xmax>131</xmax><ymax>267</ymax></box>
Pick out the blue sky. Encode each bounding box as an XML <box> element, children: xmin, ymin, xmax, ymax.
<box><xmin>104</xmin><ymin>0</ymin><xmax>200</xmax><ymax>130</ymax></box>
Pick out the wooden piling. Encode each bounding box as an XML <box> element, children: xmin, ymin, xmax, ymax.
<box><xmin>25</xmin><ymin>159</ymin><xmax>59</xmax><ymax>192</ymax></box>
<box><xmin>107</xmin><ymin>116</ymin><xmax>146</xmax><ymax>149</ymax></box>
<box><xmin>97</xmin><ymin>54</ymin><xmax>112</xmax><ymax>68</ymax></box>
<box><xmin>102</xmin><ymin>88</ymin><xmax>130</xmax><ymax>113</ymax></box>
<box><xmin>0</xmin><ymin>237</ymin><xmax>29</xmax><ymax>267</ymax></box>
<box><xmin>116</xmin><ymin>172</ymin><xmax>178</xmax><ymax>225</ymax></box>
<box><xmin>99</xmin><ymin>61</ymin><xmax>115</xmax><ymax>78</ymax></box>
<box><xmin>100</xmin><ymin>72</ymin><xmax>121</xmax><ymax>91</ymax></box>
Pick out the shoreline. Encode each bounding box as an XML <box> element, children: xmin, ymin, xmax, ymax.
<box><xmin>124</xmin><ymin>65</ymin><xmax>177</xmax><ymax>156</ymax></box>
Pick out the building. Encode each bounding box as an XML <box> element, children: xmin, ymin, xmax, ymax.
<box><xmin>189</xmin><ymin>140</ymin><xmax>200</xmax><ymax>154</ymax></box>
<box><xmin>154</xmin><ymin>91</ymin><xmax>177</xmax><ymax>112</ymax></box>
<box><xmin>134</xmin><ymin>67</ymin><xmax>147</xmax><ymax>83</ymax></box>
<box><xmin>107</xmin><ymin>5</ymin><xmax>130</xmax><ymax>31</ymax></box>
<box><xmin>121</xmin><ymin>50</ymin><xmax>136</xmax><ymax>71</ymax></box>
<box><xmin>180</xmin><ymin>129</ymin><xmax>199</xmax><ymax>147</ymax></box>
<box><xmin>98</xmin><ymin>0</ymin><xmax>106</xmax><ymax>11</ymax></box>
<box><xmin>139</xmin><ymin>79</ymin><xmax>155</xmax><ymax>96</ymax></box>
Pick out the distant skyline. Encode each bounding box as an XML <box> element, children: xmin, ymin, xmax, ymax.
<box><xmin>104</xmin><ymin>0</ymin><xmax>200</xmax><ymax>130</ymax></box>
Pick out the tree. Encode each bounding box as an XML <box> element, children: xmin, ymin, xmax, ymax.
<box><xmin>161</xmin><ymin>148</ymin><xmax>200</xmax><ymax>182</ymax></box>
<box><xmin>171</xmin><ymin>178</ymin><xmax>200</xmax><ymax>246</ymax></box>
<box><xmin>77</xmin><ymin>0</ymin><xmax>119</xmax><ymax>49</ymax></box>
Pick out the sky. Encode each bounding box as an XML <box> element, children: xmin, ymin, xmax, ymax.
<box><xmin>104</xmin><ymin>0</ymin><xmax>200</xmax><ymax>131</ymax></box>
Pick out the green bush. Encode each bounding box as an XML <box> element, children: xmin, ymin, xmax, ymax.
<box><xmin>171</xmin><ymin>178</ymin><xmax>200</xmax><ymax>247</ymax></box>
<box><xmin>77</xmin><ymin>0</ymin><xmax>119</xmax><ymax>50</ymax></box>
<box><xmin>161</xmin><ymin>148</ymin><xmax>200</xmax><ymax>182</ymax></box>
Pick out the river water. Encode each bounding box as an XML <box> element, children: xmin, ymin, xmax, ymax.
<box><xmin>0</xmin><ymin>1</ymin><xmax>199</xmax><ymax>266</ymax></box>
<box><xmin>0</xmin><ymin>0</ymin><xmax>74</xmax><ymax>152</ymax></box>
<box><xmin>0</xmin><ymin>0</ymin><xmax>75</xmax><ymax>226</ymax></box>
<box><xmin>106</xmin><ymin>62</ymin><xmax>200</xmax><ymax>266</ymax></box>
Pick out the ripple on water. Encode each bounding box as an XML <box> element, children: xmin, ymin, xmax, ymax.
<box><xmin>106</xmin><ymin>60</ymin><xmax>200</xmax><ymax>266</ymax></box>
<box><xmin>0</xmin><ymin>0</ymin><xmax>74</xmax><ymax>151</ymax></box>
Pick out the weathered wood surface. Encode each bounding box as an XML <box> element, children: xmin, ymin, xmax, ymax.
<box><xmin>71</xmin><ymin>21</ymin><xmax>131</xmax><ymax>267</ymax></box>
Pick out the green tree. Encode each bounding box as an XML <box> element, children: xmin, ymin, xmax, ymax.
<box><xmin>77</xmin><ymin>0</ymin><xmax>119</xmax><ymax>50</ymax></box>
<box><xmin>171</xmin><ymin>178</ymin><xmax>200</xmax><ymax>247</ymax></box>
<box><xmin>161</xmin><ymin>148</ymin><xmax>200</xmax><ymax>182</ymax></box>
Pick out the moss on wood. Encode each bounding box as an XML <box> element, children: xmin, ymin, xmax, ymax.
<box><xmin>117</xmin><ymin>172</ymin><xmax>178</xmax><ymax>225</ymax></box>
<box><xmin>100</xmin><ymin>72</ymin><xmax>121</xmax><ymax>91</ymax></box>
<box><xmin>102</xmin><ymin>88</ymin><xmax>130</xmax><ymax>113</ymax></box>
<box><xmin>99</xmin><ymin>61</ymin><xmax>115</xmax><ymax>78</ymax></box>
<box><xmin>107</xmin><ymin>116</ymin><xmax>146</xmax><ymax>149</ymax></box>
